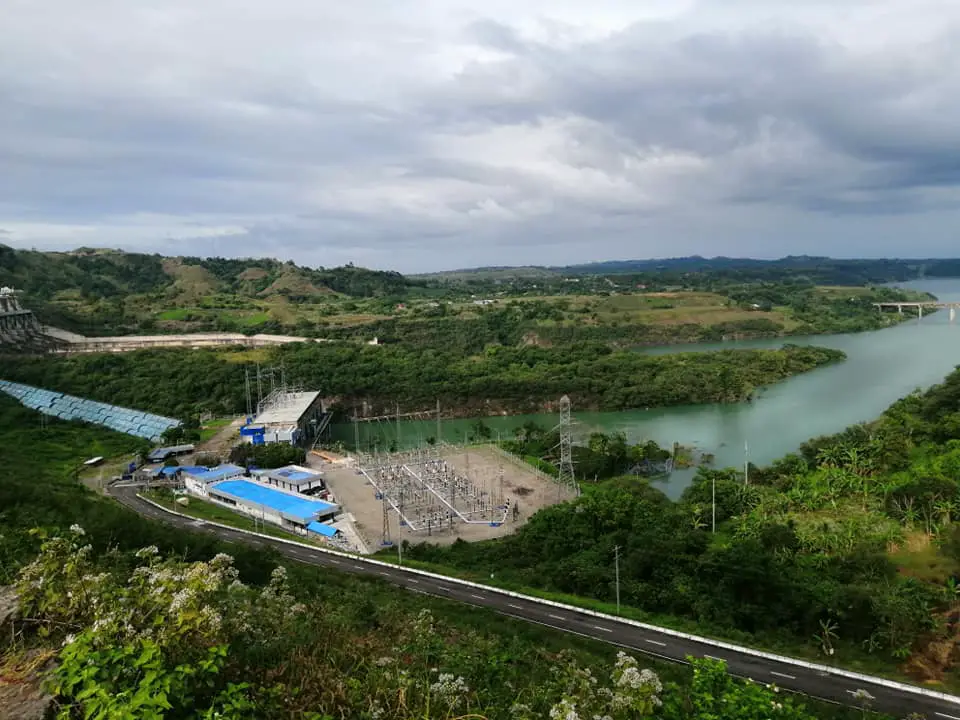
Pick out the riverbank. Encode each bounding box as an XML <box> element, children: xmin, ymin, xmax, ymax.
<box><xmin>402</xmin><ymin>365</ymin><xmax>960</xmax><ymax>687</ymax></box>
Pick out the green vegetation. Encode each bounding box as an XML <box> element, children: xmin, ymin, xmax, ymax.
<box><xmin>0</xmin><ymin>394</ymin><xmax>277</xmax><ymax>587</ymax></box>
<box><xmin>228</xmin><ymin>442</ymin><xmax>306</xmax><ymax>469</ymax></box>
<box><xmin>0</xmin><ymin>343</ymin><xmax>846</xmax><ymax>421</ymax></box>
<box><xmin>405</xmin><ymin>367</ymin><xmax>960</xmax><ymax>686</ymax></box>
<box><xmin>8</xmin><ymin>529</ymin><xmax>875</xmax><ymax>719</ymax></box>
<box><xmin>0</xmin><ymin>394</ymin><xmax>876</xmax><ymax>719</ymax></box>
<box><xmin>0</xmin><ymin>245</ymin><xmax>938</xmax><ymax>347</ymax></box>
<box><xmin>503</xmin><ymin>424</ymin><xmax>674</xmax><ymax>480</ymax></box>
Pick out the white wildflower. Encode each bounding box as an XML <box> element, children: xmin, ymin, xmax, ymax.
<box><xmin>135</xmin><ymin>546</ymin><xmax>159</xmax><ymax>559</ymax></box>
<box><xmin>69</xmin><ymin>524</ymin><xmax>85</xmax><ymax>536</ymax></box>
<box><xmin>548</xmin><ymin>698</ymin><xmax>580</xmax><ymax>720</ymax></box>
<box><xmin>429</xmin><ymin>673</ymin><xmax>469</xmax><ymax>707</ymax></box>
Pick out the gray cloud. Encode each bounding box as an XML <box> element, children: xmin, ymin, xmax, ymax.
<box><xmin>1</xmin><ymin>0</ymin><xmax>960</xmax><ymax>271</ymax></box>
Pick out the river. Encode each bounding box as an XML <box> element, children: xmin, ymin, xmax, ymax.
<box><xmin>331</xmin><ymin>278</ymin><xmax>960</xmax><ymax>499</ymax></box>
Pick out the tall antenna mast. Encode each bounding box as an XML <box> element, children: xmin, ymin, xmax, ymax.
<box><xmin>558</xmin><ymin>395</ymin><xmax>575</xmax><ymax>497</ymax></box>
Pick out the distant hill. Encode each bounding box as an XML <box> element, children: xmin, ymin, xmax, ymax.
<box><xmin>0</xmin><ymin>245</ymin><xmax>420</xmax><ymax>336</ymax></box>
<box><xmin>0</xmin><ymin>246</ymin><xmax>415</xmax><ymax>304</ymax></box>
<box><xmin>421</xmin><ymin>255</ymin><xmax>958</xmax><ymax>285</ymax></box>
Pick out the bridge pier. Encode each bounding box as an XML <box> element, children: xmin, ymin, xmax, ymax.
<box><xmin>951</xmin><ymin>307</ymin><xmax>957</xmax><ymax>323</ymax></box>
<box><xmin>918</xmin><ymin>305</ymin><xmax>923</xmax><ymax>319</ymax></box>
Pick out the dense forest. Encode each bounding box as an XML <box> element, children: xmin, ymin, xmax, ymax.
<box><xmin>0</xmin><ymin>343</ymin><xmax>845</xmax><ymax>420</ymax></box>
<box><xmin>0</xmin><ymin>391</ymin><xmax>875</xmax><ymax>719</ymax></box>
<box><xmin>406</xmin><ymin>367</ymin><xmax>960</xmax><ymax>685</ymax></box>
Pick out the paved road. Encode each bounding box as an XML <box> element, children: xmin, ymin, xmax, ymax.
<box><xmin>112</xmin><ymin>486</ymin><xmax>960</xmax><ymax>719</ymax></box>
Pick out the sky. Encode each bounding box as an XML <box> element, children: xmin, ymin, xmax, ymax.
<box><xmin>3</xmin><ymin>1</ymin><xmax>960</xmax><ymax>272</ymax></box>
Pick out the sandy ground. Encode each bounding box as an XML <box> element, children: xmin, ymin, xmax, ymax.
<box><xmin>309</xmin><ymin>446</ymin><xmax>576</xmax><ymax>550</ymax></box>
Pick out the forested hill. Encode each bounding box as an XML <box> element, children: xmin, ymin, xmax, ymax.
<box><xmin>0</xmin><ymin>245</ymin><xmax>415</xmax><ymax>305</ymax></box>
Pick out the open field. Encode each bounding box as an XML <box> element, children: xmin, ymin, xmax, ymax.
<box><xmin>312</xmin><ymin>445</ymin><xmax>576</xmax><ymax>548</ymax></box>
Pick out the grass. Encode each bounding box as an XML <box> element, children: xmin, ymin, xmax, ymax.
<box><xmin>199</xmin><ymin>418</ymin><xmax>233</xmax><ymax>443</ymax></box>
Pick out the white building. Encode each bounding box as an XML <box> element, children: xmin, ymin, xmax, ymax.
<box><xmin>240</xmin><ymin>390</ymin><xmax>328</xmax><ymax>447</ymax></box>
<box><xmin>251</xmin><ymin>464</ymin><xmax>326</xmax><ymax>495</ymax></box>
<box><xmin>181</xmin><ymin>464</ymin><xmax>246</xmax><ymax>498</ymax></box>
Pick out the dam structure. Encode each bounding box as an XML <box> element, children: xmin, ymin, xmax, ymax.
<box><xmin>0</xmin><ymin>287</ymin><xmax>61</xmax><ymax>352</ymax></box>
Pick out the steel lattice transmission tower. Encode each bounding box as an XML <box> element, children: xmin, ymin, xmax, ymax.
<box><xmin>558</xmin><ymin>395</ymin><xmax>576</xmax><ymax>493</ymax></box>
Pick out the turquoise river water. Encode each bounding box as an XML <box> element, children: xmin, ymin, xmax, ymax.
<box><xmin>331</xmin><ymin>278</ymin><xmax>960</xmax><ymax>498</ymax></box>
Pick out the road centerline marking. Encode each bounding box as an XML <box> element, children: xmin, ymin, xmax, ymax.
<box><xmin>592</xmin><ymin>625</ymin><xmax>614</xmax><ymax>633</ymax></box>
<box><xmin>644</xmin><ymin>639</ymin><xmax>667</xmax><ymax>647</ymax></box>
<box><xmin>470</xmin><ymin>593</ymin><xmax>484</xmax><ymax>600</ymax></box>
<box><xmin>770</xmin><ymin>671</ymin><xmax>796</xmax><ymax>680</ymax></box>
<box><xmin>548</xmin><ymin>613</ymin><xmax>564</xmax><ymax>620</ymax></box>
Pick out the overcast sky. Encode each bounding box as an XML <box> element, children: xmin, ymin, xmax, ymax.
<box><xmin>3</xmin><ymin>1</ymin><xmax>960</xmax><ymax>272</ymax></box>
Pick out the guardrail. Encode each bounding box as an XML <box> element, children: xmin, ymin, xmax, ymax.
<box><xmin>133</xmin><ymin>493</ymin><xmax>960</xmax><ymax>708</ymax></box>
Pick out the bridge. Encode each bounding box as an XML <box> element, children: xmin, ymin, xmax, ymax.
<box><xmin>874</xmin><ymin>301</ymin><xmax>960</xmax><ymax>320</ymax></box>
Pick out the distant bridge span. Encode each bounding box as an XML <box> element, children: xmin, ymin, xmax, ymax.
<box><xmin>873</xmin><ymin>301</ymin><xmax>960</xmax><ymax>320</ymax></box>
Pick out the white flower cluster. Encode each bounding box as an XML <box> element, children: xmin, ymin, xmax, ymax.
<box><xmin>548</xmin><ymin>698</ymin><xmax>580</xmax><ymax>720</ymax></box>
<box><xmin>69</xmin><ymin>524</ymin><xmax>85</xmax><ymax>536</ymax></box>
<box><xmin>429</xmin><ymin>673</ymin><xmax>469</xmax><ymax>707</ymax></box>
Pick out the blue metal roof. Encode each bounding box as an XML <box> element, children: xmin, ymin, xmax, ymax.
<box><xmin>307</xmin><ymin>521</ymin><xmax>338</xmax><ymax>537</ymax></box>
<box><xmin>0</xmin><ymin>380</ymin><xmax>180</xmax><ymax>441</ymax></box>
<box><xmin>182</xmin><ymin>464</ymin><xmax>244</xmax><ymax>482</ymax></box>
<box><xmin>274</xmin><ymin>468</ymin><xmax>316</xmax><ymax>482</ymax></box>
<box><xmin>210</xmin><ymin>479</ymin><xmax>337</xmax><ymax>522</ymax></box>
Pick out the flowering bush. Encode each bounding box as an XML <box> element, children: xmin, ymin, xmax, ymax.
<box><xmin>12</xmin><ymin>528</ymin><xmax>836</xmax><ymax>720</ymax></box>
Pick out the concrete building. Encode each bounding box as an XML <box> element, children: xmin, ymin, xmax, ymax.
<box><xmin>181</xmin><ymin>464</ymin><xmax>246</xmax><ymax>498</ymax></box>
<box><xmin>240</xmin><ymin>390</ymin><xmax>329</xmax><ymax>447</ymax></box>
<box><xmin>206</xmin><ymin>478</ymin><xmax>339</xmax><ymax>533</ymax></box>
<box><xmin>251</xmin><ymin>464</ymin><xmax>326</xmax><ymax>495</ymax></box>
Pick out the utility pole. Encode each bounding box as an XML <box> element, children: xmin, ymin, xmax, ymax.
<box><xmin>398</xmin><ymin>538</ymin><xmax>403</xmax><ymax>566</ymax></box>
<box><xmin>744</xmin><ymin>441</ymin><xmax>750</xmax><ymax>486</ymax></box>
<box><xmin>712</xmin><ymin>473</ymin><xmax>716</xmax><ymax>534</ymax></box>
<box><xmin>614</xmin><ymin>545</ymin><xmax>621</xmax><ymax>615</ymax></box>
<box><xmin>353</xmin><ymin>409</ymin><xmax>361</xmax><ymax>453</ymax></box>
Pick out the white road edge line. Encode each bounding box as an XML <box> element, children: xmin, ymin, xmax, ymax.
<box><xmin>133</xmin><ymin>492</ymin><xmax>960</xmax><ymax>712</ymax></box>
<box><xmin>770</xmin><ymin>671</ymin><xmax>797</xmax><ymax>680</ymax></box>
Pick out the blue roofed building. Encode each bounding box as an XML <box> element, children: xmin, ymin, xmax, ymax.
<box><xmin>207</xmin><ymin>478</ymin><xmax>339</xmax><ymax>530</ymax></box>
<box><xmin>251</xmin><ymin>464</ymin><xmax>326</xmax><ymax>496</ymax></box>
<box><xmin>181</xmin><ymin>464</ymin><xmax>246</xmax><ymax>497</ymax></box>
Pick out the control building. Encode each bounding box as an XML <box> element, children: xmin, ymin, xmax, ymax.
<box><xmin>239</xmin><ymin>390</ymin><xmax>330</xmax><ymax>447</ymax></box>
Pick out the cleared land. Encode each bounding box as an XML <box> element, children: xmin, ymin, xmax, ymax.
<box><xmin>312</xmin><ymin>445</ymin><xmax>576</xmax><ymax>548</ymax></box>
